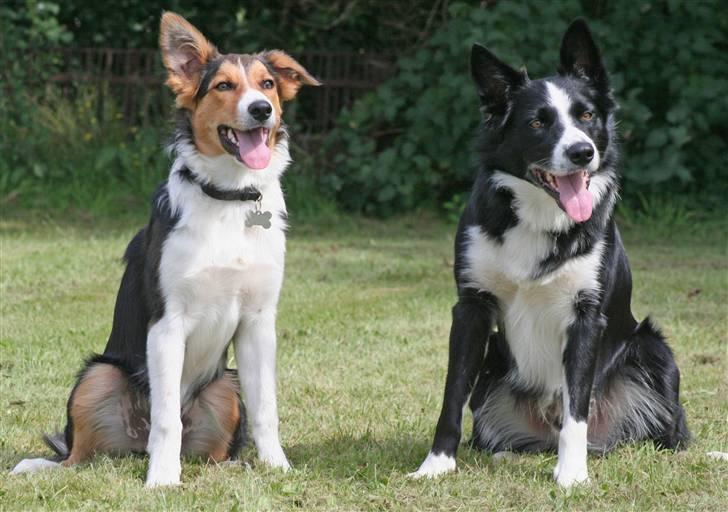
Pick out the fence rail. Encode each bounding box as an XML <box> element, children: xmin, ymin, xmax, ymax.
<box><xmin>37</xmin><ymin>47</ymin><xmax>394</xmax><ymax>132</ymax></box>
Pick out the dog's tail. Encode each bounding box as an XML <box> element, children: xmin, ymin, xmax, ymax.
<box><xmin>42</xmin><ymin>431</ymin><xmax>69</xmax><ymax>460</ymax></box>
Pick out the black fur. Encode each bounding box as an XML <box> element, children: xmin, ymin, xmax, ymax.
<box><xmin>422</xmin><ymin>19</ymin><xmax>689</xmax><ymax>472</ymax></box>
<box><xmin>103</xmin><ymin>184</ymin><xmax>179</xmax><ymax>366</ymax></box>
<box><xmin>195</xmin><ymin>57</ymin><xmax>225</xmax><ymax>100</ymax></box>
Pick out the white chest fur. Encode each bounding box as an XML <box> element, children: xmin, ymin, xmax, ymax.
<box><xmin>462</xmin><ymin>223</ymin><xmax>603</xmax><ymax>394</ymax></box>
<box><xmin>159</xmin><ymin>176</ymin><xmax>287</xmax><ymax>398</ymax></box>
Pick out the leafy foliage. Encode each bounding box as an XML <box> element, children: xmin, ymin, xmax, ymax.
<box><xmin>1</xmin><ymin>85</ymin><xmax>169</xmax><ymax>212</ymax></box>
<box><xmin>1</xmin><ymin>1</ymin><xmax>74</xmax><ymax>201</ymax></box>
<box><xmin>5</xmin><ymin>0</ymin><xmax>449</xmax><ymax>53</ymax></box>
<box><xmin>2</xmin><ymin>1</ymin><xmax>725</xmax><ymax>217</ymax></box>
<box><xmin>324</xmin><ymin>0</ymin><xmax>728</xmax><ymax>214</ymax></box>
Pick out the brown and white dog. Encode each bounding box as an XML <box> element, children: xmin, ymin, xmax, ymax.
<box><xmin>11</xmin><ymin>12</ymin><xmax>319</xmax><ymax>486</ymax></box>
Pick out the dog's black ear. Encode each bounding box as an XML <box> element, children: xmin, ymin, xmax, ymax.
<box><xmin>559</xmin><ymin>19</ymin><xmax>608</xmax><ymax>90</ymax></box>
<box><xmin>471</xmin><ymin>43</ymin><xmax>527</xmax><ymax>121</ymax></box>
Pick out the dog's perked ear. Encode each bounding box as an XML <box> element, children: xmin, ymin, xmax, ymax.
<box><xmin>261</xmin><ymin>50</ymin><xmax>321</xmax><ymax>102</ymax></box>
<box><xmin>159</xmin><ymin>11</ymin><xmax>219</xmax><ymax>107</ymax></box>
<box><xmin>559</xmin><ymin>18</ymin><xmax>609</xmax><ymax>91</ymax></box>
<box><xmin>470</xmin><ymin>43</ymin><xmax>527</xmax><ymax>121</ymax></box>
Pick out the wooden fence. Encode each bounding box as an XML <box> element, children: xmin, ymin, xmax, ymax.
<box><xmin>39</xmin><ymin>48</ymin><xmax>393</xmax><ymax>132</ymax></box>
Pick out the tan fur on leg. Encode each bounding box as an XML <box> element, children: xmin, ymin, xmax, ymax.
<box><xmin>182</xmin><ymin>374</ymin><xmax>241</xmax><ymax>461</ymax></box>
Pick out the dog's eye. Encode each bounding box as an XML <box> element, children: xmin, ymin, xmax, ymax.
<box><xmin>261</xmin><ymin>79</ymin><xmax>275</xmax><ymax>90</ymax></box>
<box><xmin>529</xmin><ymin>119</ymin><xmax>543</xmax><ymax>129</ymax></box>
<box><xmin>580</xmin><ymin>111</ymin><xmax>594</xmax><ymax>121</ymax></box>
<box><xmin>215</xmin><ymin>82</ymin><xmax>234</xmax><ymax>91</ymax></box>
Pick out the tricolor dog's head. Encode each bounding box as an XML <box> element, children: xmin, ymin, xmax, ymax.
<box><xmin>471</xmin><ymin>19</ymin><xmax>617</xmax><ymax>223</ymax></box>
<box><xmin>160</xmin><ymin>12</ymin><xmax>319</xmax><ymax>172</ymax></box>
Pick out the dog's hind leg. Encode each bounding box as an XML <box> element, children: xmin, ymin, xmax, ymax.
<box><xmin>62</xmin><ymin>360</ymin><xmax>149</xmax><ymax>466</ymax></box>
<box><xmin>11</xmin><ymin>360</ymin><xmax>149</xmax><ymax>474</ymax></box>
<box><xmin>470</xmin><ymin>332</ymin><xmax>556</xmax><ymax>454</ymax></box>
<box><xmin>597</xmin><ymin>319</ymin><xmax>690</xmax><ymax>450</ymax></box>
<box><xmin>181</xmin><ymin>372</ymin><xmax>247</xmax><ymax>462</ymax></box>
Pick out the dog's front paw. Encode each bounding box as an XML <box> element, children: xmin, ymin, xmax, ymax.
<box><xmin>408</xmin><ymin>452</ymin><xmax>456</xmax><ymax>479</ymax></box>
<box><xmin>145</xmin><ymin>471</ymin><xmax>181</xmax><ymax>488</ymax></box>
<box><xmin>259</xmin><ymin>446</ymin><xmax>291</xmax><ymax>471</ymax></box>
<box><xmin>553</xmin><ymin>460</ymin><xmax>589</xmax><ymax>488</ymax></box>
<box><xmin>145</xmin><ymin>460</ymin><xmax>182</xmax><ymax>488</ymax></box>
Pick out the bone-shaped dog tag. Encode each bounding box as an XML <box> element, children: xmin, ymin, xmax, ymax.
<box><xmin>246</xmin><ymin>210</ymin><xmax>272</xmax><ymax>229</ymax></box>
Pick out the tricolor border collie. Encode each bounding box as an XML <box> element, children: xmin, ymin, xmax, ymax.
<box><xmin>411</xmin><ymin>19</ymin><xmax>688</xmax><ymax>487</ymax></box>
<box><xmin>12</xmin><ymin>12</ymin><xmax>319</xmax><ymax>486</ymax></box>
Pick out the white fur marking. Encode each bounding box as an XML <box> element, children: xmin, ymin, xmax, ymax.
<box><xmin>553</xmin><ymin>377</ymin><xmax>590</xmax><ymax>487</ymax></box>
<box><xmin>237</xmin><ymin>88</ymin><xmax>277</xmax><ymax>130</ymax></box>
<box><xmin>546</xmin><ymin>82</ymin><xmax>600</xmax><ymax>173</ymax></box>
<box><xmin>409</xmin><ymin>451</ymin><xmax>457</xmax><ymax>479</ymax></box>
<box><xmin>463</xmin><ymin>224</ymin><xmax>604</xmax><ymax>393</ymax></box>
<box><xmin>10</xmin><ymin>458</ymin><xmax>62</xmax><ymax>475</ymax></box>
<box><xmin>707</xmin><ymin>452</ymin><xmax>728</xmax><ymax>461</ymax></box>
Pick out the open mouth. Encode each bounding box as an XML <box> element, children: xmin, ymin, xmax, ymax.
<box><xmin>218</xmin><ymin>125</ymin><xmax>271</xmax><ymax>170</ymax></box>
<box><xmin>529</xmin><ymin>167</ymin><xmax>593</xmax><ymax>223</ymax></box>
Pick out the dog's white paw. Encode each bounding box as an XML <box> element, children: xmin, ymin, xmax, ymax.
<box><xmin>553</xmin><ymin>460</ymin><xmax>590</xmax><ymax>488</ymax></box>
<box><xmin>408</xmin><ymin>452</ymin><xmax>456</xmax><ymax>479</ymax></box>
<box><xmin>707</xmin><ymin>451</ymin><xmax>728</xmax><ymax>461</ymax></box>
<box><xmin>145</xmin><ymin>459</ymin><xmax>182</xmax><ymax>488</ymax></box>
<box><xmin>10</xmin><ymin>458</ymin><xmax>62</xmax><ymax>475</ymax></box>
<box><xmin>145</xmin><ymin>472</ymin><xmax>181</xmax><ymax>488</ymax></box>
<box><xmin>259</xmin><ymin>446</ymin><xmax>291</xmax><ymax>471</ymax></box>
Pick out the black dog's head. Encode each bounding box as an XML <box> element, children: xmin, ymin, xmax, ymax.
<box><xmin>471</xmin><ymin>19</ymin><xmax>617</xmax><ymax>223</ymax></box>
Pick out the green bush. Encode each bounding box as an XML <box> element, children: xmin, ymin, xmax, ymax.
<box><xmin>324</xmin><ymin>0</ymin><xmax>728</xmax><ymax>215</ymax></box>
<box><xmin>1</xmin><ymin>84</ymin><xmax>170</xmax><ymax>213</ymax></box>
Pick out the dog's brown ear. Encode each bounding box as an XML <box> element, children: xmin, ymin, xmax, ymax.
<box><xmin>262</xmin><ymin>50</ymin><xmax>321</xmax><ymax>101</ymax></box>
<box><xmin>159</xmin><ymin>11</ymin><xmax>218</xmax><ymax>105</ymax></box>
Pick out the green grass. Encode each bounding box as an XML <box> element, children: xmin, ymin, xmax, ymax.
<box><xmin>1</xmin><ymin>212</ymin><xmax>726</xmax><ymax>511</ymax></box>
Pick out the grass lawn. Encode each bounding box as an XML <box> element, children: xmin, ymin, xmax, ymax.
<box><xmin>1</xmin><ymin>212</ymin><xmax>726</xmax><ymax>510</ymax></box>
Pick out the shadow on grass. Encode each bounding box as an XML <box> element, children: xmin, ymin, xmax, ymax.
<box><xmin>284</xmin><ymin>434</ymin><xmax>558</xmax><ymax>484</ymax></box>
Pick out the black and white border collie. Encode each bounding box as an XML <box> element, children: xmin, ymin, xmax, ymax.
<box><xmin>11</xmin><ymin>12</ymin><xmax>319</xmax><ymax>486</ymax></box>
<box><xmin>411</xmin><ymin>19</ymin><xmax>689</xmax><ymax>487</ymax></box>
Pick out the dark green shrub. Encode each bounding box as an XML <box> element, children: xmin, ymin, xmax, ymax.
<box><xmin>324</xmin><ymin>0</ymin><xmax>728</xmax><ymax>215</ymax></box>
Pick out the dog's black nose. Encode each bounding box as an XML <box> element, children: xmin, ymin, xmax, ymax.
<box><xmin>248</xmin><ymin>101</ymin><xmax>272</xmax><ymax>121</ymax></box>
<box><xmin>566</xmin><ymin>142</ymin><xmax>595</xmax><ymax>166</ymax></box>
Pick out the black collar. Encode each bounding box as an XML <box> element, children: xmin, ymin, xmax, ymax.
<box><xmin>178</xmin><ymin>167</ymin><xmax>262</xmax><ymax>202</ymax></box>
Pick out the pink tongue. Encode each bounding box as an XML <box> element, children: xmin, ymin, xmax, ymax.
<box><xmin>235</xmin><ymin>128</ymin><xmax>271</xmax><ymax>170</ymax></box>
<box><xmin>555</xmin><ymin>173</ymin><xmax>593</xmax><ymax>222</ymax></box>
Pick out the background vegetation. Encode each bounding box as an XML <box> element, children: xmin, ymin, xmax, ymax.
<box><xmin>1</xmin><ymin>0</ymin><xmax>726</xmax><ymax>218</ymax></box>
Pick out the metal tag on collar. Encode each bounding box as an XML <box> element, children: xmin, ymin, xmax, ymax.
<box><xmin>245</xmin><ymin>197</ymin><xmax>272</xmax><ymax>229</ymax></box>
